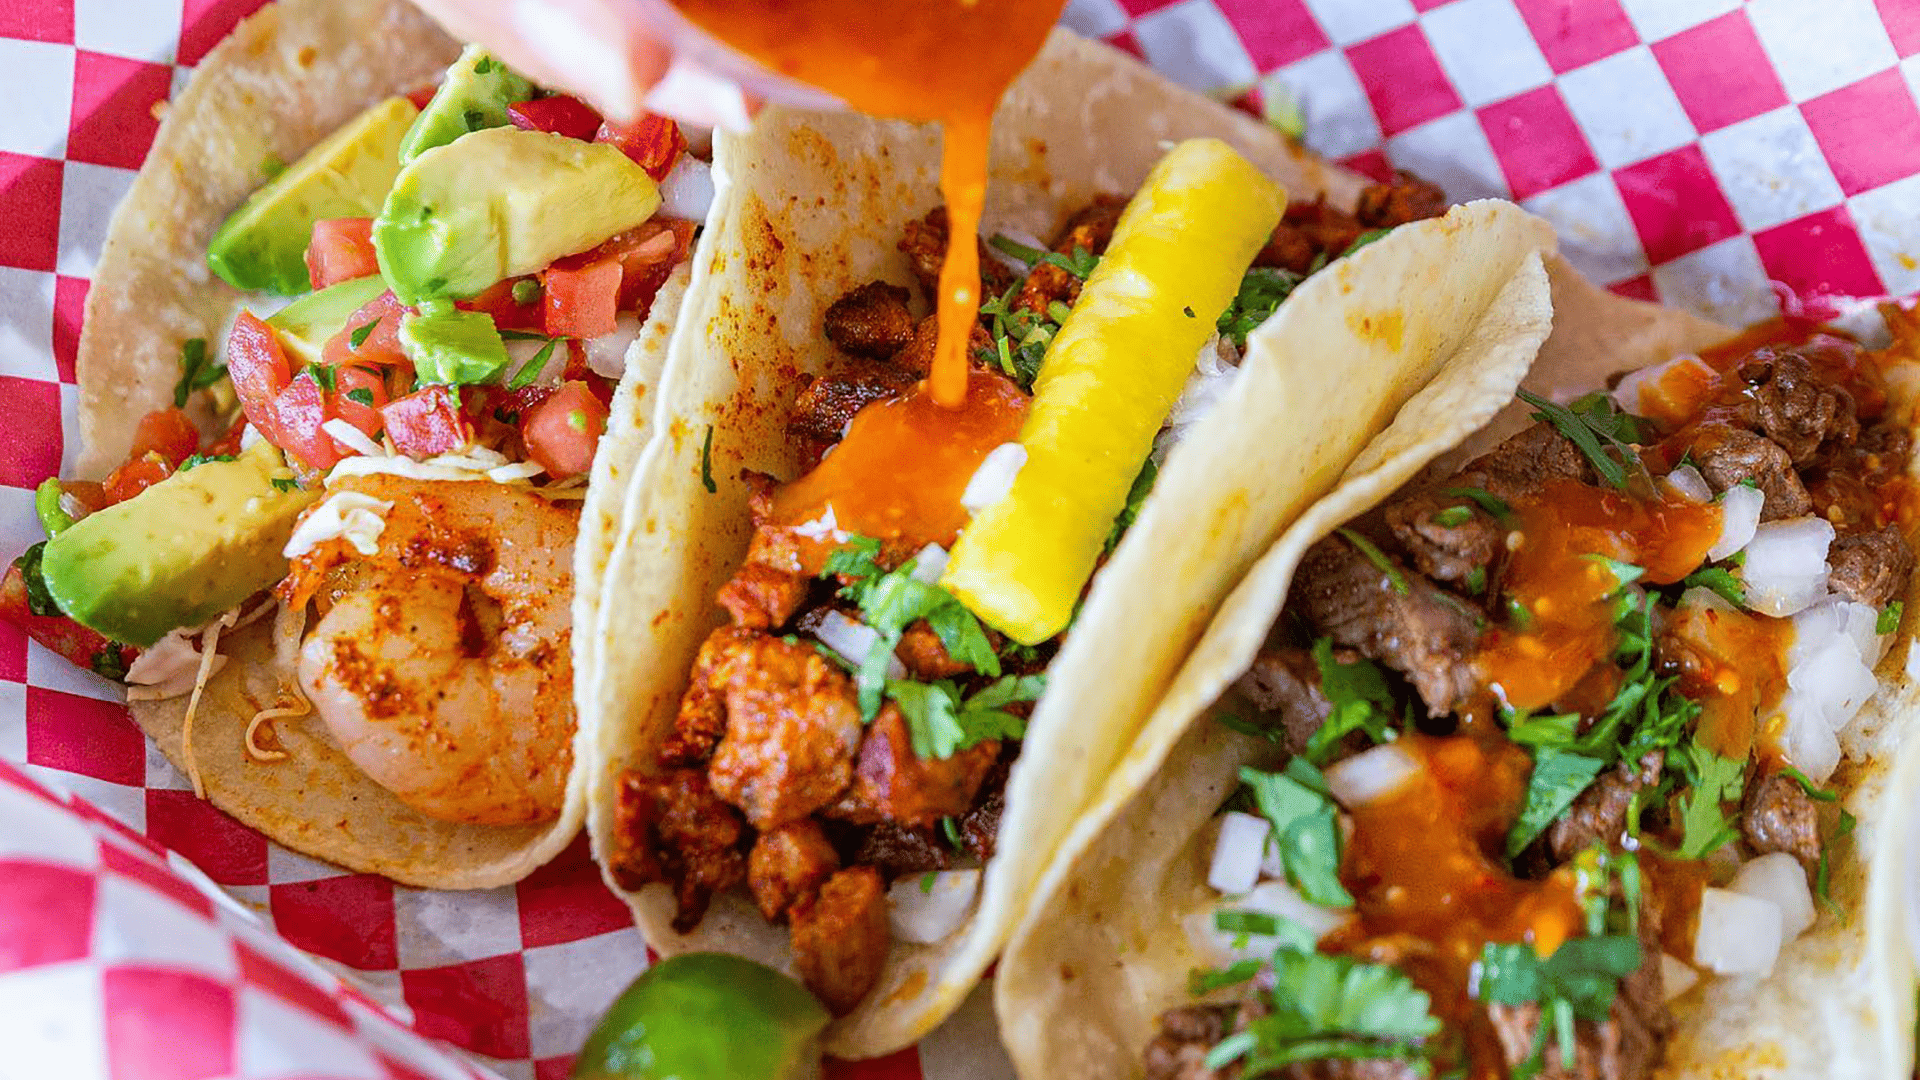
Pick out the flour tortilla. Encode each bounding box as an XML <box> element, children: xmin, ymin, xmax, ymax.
<box><xmin>995</xmin><ymin>264</ymin><xmax>1920</xmax><ymax>1078</ymax></box>
<box><xmin>580</xmin><ymin>28</ymin><xmax>1557</xmax><ymax>1057</ymax></box>
<box><xmin>81</xmin><ymin>0</ymin><xmax>687</xmax><ymax>888</ymax></box>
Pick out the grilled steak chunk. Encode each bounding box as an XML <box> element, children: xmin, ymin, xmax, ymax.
<box><xmin>823</xmin><ymin>280</ymin><xmax>917</xmax><ymax>359</ymax></box>
<box><xmin>1687</xmin><ymin>424</ymin><xmax>1811</xmax><ymax>521</ymax></box>
<box><xmin>1235</xmin><ymin>646</ymin><xmax>1336</xmax><ymax>756</ymax></box>
<box><xmin>848</xmin><ymin>820</ymin><xmax>952</xmax><ymax>876</ymax></box>
<box><xmin>1826</xmin><ymin>524</ymin><xmax>1915</xmax><ymax>608</ymax></box>
<box><xmin>1735</xmin><ymin>348</ymin><xmax>1859</xmax><ymax>464</ymax></box>
<box><xmin>1742</xmin><ymin>771</ymin><xmax>1823</xmax><ymax>873</ymax></box>
<box><xmin>1384</xmin><ymin>490</ymin><xmax>1504</xmax><ymax>586</ymax></box>
<box><xmin>609</xmin><ymin>768</ymin><xmax>748</xmax><ymax>932</ymax></box>
<box><xmin>1294</xmin><ymin>533</ymin><xmax>1481</xmax><ymax>716</ymax></box>
<box><xmin>790</xmin><ymin>866</ymin><xmax>890</xmax><ymax>1016</ymax></box>
<box><xmin>1546</xmin><ymin>751</ymin><xmax>1663</xmax><ymax>863</ymax></box>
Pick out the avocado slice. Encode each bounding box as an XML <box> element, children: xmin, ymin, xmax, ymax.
<box><xmin>398</xmin><ymin>45</ymin><xmax>534</xmax><ymax>165</ymax></box>
<box><xmin>264</xmin><ymin>275</ymin><xmax>390</xmax><ymax>366</ymax></box>
<box><xmin>207</xmin><ymin>97</ymin><xmax>420</xmax><ymax>296</ymax></box>
<box><xmin>373</xmin><ymin>126</ymin><xmax>660</xmax><ymax>305</ymax></box>
<box><xmin>40</xmin><ymin>442</ymin><xmax>319</xmax><ymax>648</ymax></box>
<box><xmin>572</xmin><ymin>954</ymin><xmax>828</xmax><ymax>1080</ymax></box>
<box><xmin>402</xmin><ymin>307</ymin><xmax>510</xmax><ymax>385</ymax></box>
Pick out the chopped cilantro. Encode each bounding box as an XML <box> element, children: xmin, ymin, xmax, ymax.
<box><xmin>1504</xmin><ymin>710</ymin><xmax>1580</xmax><ymax>749</ymax></box>
<box><xmin>1464</xmin><ymin>565</ymin><xmax>1488</xmax><ymax>596</ymax></box>
<box><xmin>1505</xmin><ymin>748</ymin><xmax>1607</xmax><ymax>857</ymax></box>
<box><xmin>1504</xmin><ymin>596</ymin><xmax>1534</xmax><ymax>630</ymax></box>
<box><xmin>1432</xmin><ymin>505</ymin><xmax>1474</xmax><ymax>527</ymax></box>
<box><xmin>1474</xmin><ymin>935</ymin><xmax>1642</xmax><ymax>1078</ymax></box>
<box><xmin>1104</xmin><ymin>457</ymin><xmax>1158</xmax><ymax>555</ymax></box>
<box><xmin>1780</xmin><ymin>767</ymin><xmax>1839</xmax><ymax>802</ymax></box>
<box><xmin>13</xmin><ymin>542</ymin><xmax>59</xmax><ymax>617</ymax></box>
<box><xmin>1880</xmin><ymin>600</ymin><xmax>1904</xmax><ymax>635</ymax></box>
<box><xmin>1205</xmin><ymin>948</ymin><xmax>1440</xmax><ymax>1074</ymax></box>
<box><xmin>886</xmin><ymin>672</ymin><xmax>1034</xmax><ymax>757</ymax></box>
<box><xmin>349</xmin><ymin>317</ymin><xmax>381</xmax><ymax>349</ymax></box>
<box><xmin>975</xmin><ymin>278</ymin><xmax>1056</xmax><ymax>389</ymax></box>
<box><xmin>1215</xmin><ymin>712</ymin><xmax>1277</xmax><ymax>743</ymax></box>
<box><xmin>1239</xmin><ymin>764</ymin><xmax>1353</xmax><ymax>908</ymax></box>
<box><xmin>1442</xmin><ymin>486</ymin><xmax>1511</xmax><ymax>519</ymax></box>
<box><xmin>89</xmin><ymin>643</ymin><xmax>130</xmax><ymax>682</ymax></box>
<box><xmin>1585</xmin><ymin>554</ymin><xmax>1645</xmax><ymax>588</ymax></box>
<box><xmin>1674</xmin><ymin>741</ymin><xmax>1747</xmax><ymax>860</ymax></box>
<box><xmin>309</xmin><ymin>365</ymin><xmax>338</xmax><ymax>392</ymax></box>
<box><xmin>984</xmin><ymin>234</ymin><xmax>1098</xmax><ymax>279</ymax></box>
<box><xmin>512</xmin><ymin>278</ymin><xmax>543</xmax><ymax>305</ymax></box>
<box><xmin>1190</xmin><ymin>959</ymin><xmax>1265</xmax><ymax>996</ymax></box>
<box><xmin>173</xmin><ymin>337</ymin><xmax>226</xmax><ymax>407</ymax></box>
<box><xmin>344</xmin><ymin>388</ymin><xmax>375</xmax><ymax>407</ymax></box>
<box><xmin>1816</xmin><ymin>809</ymin><xmax>1859</xmax><ymax>918</ymax></box>
<box><xmin>507</xmin><ymin>337</ymin><xmax>558</xmax><ymax>390</ymax></box>
<box><xmin>1337</xmin><ymin>528</ymin><xmax>1409</xmax><ymax>596</ymax></box>
<box><xmin>824</xmin><ymin>537</ymin><xmax>1003</xmax><ymax>725</ymax></box>
<box><xmin>1681</xmin><ymin>565</ymin><xmax>1747</xmax><ymax>608</ymax></box>
<box><xmin>270</xmin><ymin>476</ymin><xmax>300</xmax><ymax>492</ymax></box>
<box><xmin>1217</xmin><ymin>267</ymin><xmax>1304</xmax><ymax>351</ymax></box>
<box><xmin>1343</xmin><ymin>228</ymin><xmax>1393</xmax><ymax>255</ymax></box>
<box><xmin>178</xmin><ymin>453</ymin><xmax>236</xmax><ymax>471</ymax></box>
<box><xmin>1305</xmin><ymin>637</ymin><xmax>1399</xmax><ymax>763</ymax></box>
<box><xmin>919</xmin><ymin>871</ymin><xmax>937</xmax><ymax>895</ymax></box>
<box><xmin>941</xmin><ymin>815</ymin><xmax>965</xmax><ymax>849</ymax></box>
<box><xmin>698</xmin><ymin>424</ymin><xmax>717</xmax><ymax>494</ymax></box>
<box><xmin>1518</xmin><ymin>390</ymin><xmax>1648</xmax><ymax>491</ymax></box>
<box><xmin>823</xmin><ymin>535</ymin><xmax>882</xmax><ymax>579</ymax></box>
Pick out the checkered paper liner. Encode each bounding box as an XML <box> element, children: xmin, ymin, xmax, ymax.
<box><xmin>2</xmin><ymin>1</ymin><xmax>1917</xmax><ymax>1078</ymax></box>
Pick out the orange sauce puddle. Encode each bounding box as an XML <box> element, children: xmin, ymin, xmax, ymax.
<box><xmin>771</xmin><ymin>369</ymin><xmax>1029</xmax><ymax>569</ymax></box>
<box><xmin>668</xmin><ymin>0</ymin><xmax>1068</xmax><ymax>407</ymax></box>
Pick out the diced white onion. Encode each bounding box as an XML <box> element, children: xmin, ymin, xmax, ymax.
<box><xmin>961</xmin><ymin>443</ymin><xmax>1027</xmax><ymax>513</ymax></box>
<box><xmin>1730</xmin><ymin>852</ymin><xmax>1817</xmax><ymax>942</ymax></box>
<box><xmin>1784</xmin><ymin>635</ymin><xmax>1879</xmax><ymax>732</ymax></box>
<box><xmin>320</xmin><ymin>418</ymin><xmax>385</xmax><ymax>458</ymax></box>
<box><xmin>1793</xmin><ymin>599</ymin><xmax>1887</xmax><ymax>668</ymax></box>
<box><xmin>1708</xmin><ymin>485</ymin><xmax>1765</xmax><ymax>561</ymax></box>
<box><xmin>1677</xmin><ymin>585</ymin><xmax>1739</xmax><ymax>618</ymax></box>
<box><xmin>282</xmin><ymin>491</ymin><xmax>393</xmax><ymax>558</ymax></box>
<box><xmin>583</xmin><ymin>313</ymin><xmax>645</xmax><ymax>380</ymax></box>
<box><xmin>1662</xmin><ymin>464</ymin><xmax>1712</xmax><ymax>504</ymax></box>
<box><xmin>1693</xmin><ymin>886</ymin><xmax>1784</xmax><ymax>977</ymax></box>
<box><xmin>812</xmin><ymin>610</ymin><xmax>905</xmax><ymax>679</ymax></box>
<box><xmin>793</xmin><ymin>506</ymin><xmax>848</xmax><ymax>543</ymax></box>
<box><xmin>124</xmin><ymin>629</ymin><xmax>228</xmax><ymax>699</ymax></box>
<box><xmin>908</xmin><ymin>543</ymin><xmax>949</xmax><ymax>585</ymax></box>
<box><xmin>1188</xmin><ymin>879</ymin><xmax>1351</xmax><ymax>966</ymax></box>
<box><xmin>886</xmin><ymin>869</ymin><xmax>980</xmax><ymax>944</ymax></box>
<box><xmin>1775</xmin><ymin>702</ymin><xmax>1842</xmax><ymax>783</ymax></box>
<box><xmin>1660</xmin><ymin>953</ymin><xmax>1701</xmax><ymax>1002</ymax></box>
<box><xmin>504</xmin><ymin>336</ymin><xmax>564</xmax><ymax>387</ymax></box>
<box><xmin>1325</xmin><ymin>743</ymin><xmax>1420</xmax><ymax>808</ymax></box>
<box><xmin>1155</xmin><ymin>334</ymin><xmax>1242</xmax><ymax>462</ymax></box>
<box><xmin>1207</xmin><ymin>811</ymin><xmax>1272</xmax><ymax>895</ymax></box>
<box><xmin>659</xmin><ymin>155</ymin><xmax>716</xmax><ymax>221</ymax></box>
<box><xmin>1737</xmin><ymin>517</ymin><xmax>1834</xmax><ymax>617</ymax></box>
<box><xmin>1612</xmin><ymin>352</ymin><xmax>1711</xmax><ymax>416</ymax></box>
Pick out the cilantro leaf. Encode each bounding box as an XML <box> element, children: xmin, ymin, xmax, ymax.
<box><xmin>1674</xmin><ymin>741</ymin><xmax>1747</xmax><ymax>859</ymax></box>
<box><xmin>698</xmin><ymin>424</ymin><xmax>717</xmax><ymax>494</ymax></box>
<box><xmin>1682</xmin><ymin>565</ymin><xmax>1747</xmax><ymax>608</ymax></box>
<box><xmin>886</xmin><ymin>679</ymin><xmax>968</xmax><ymax>759</ymax></box>
<box><xmin>1337</xmin><ymin>528</ymin><xmax>1410</xmax><ymax>596</ymax></box>
<box><xmin>172</xmin><ymin>337</ymin><xmax>226</xmax><ymax>407</ymax></box>
<box><xmin>823</xmin><ymin>535</ymin><xmax>883</xmax><ymax>580</ymax></box>
<box><xmin>1190</xmin><ymin>959</ymin><xmax>1265</xmax><ymax>996</ymax></box>
<box><xmin>1505</xmin><ymin>749</ymin><xmax>1608</xmax><ymax>858</ymax></box>
<box><xmin>1432</xmin><ymin>505</ymin><xmax>1473</xmax><ymax>527</ymax></box>
<box><xmin>1217</xmin><ymin>267</ymin><xmax>1304</xmax><ymax>351</ymax></box>
<box><xmin>1518</xmin><ymin>389</ymin><xmax>1648</xmax><ymax>491</ymax></box>
<box><xmin>13</xmin><ymin>541</ymin><xmax>60</xmax><ymax>617</ymax></box>
<box><xmin>1306</xmin><ymin>637</ymin><xmax>1399</xmax><ymax>763</ymax></box>
<box><xmin>1880</xmin><ymin>600</ymin><xmax>1904</xmax><ymax>635</ymax></box>
<box><xmin>1208</xmin><ymin>950</ymin><xmax>1440</xmax><ymax>1074</ymax></box>
<box><xmin>349</xmin><ymin>317</ymin><xmax>381</xmax><ymax>349</ymax></box>
<box><xmin>1105</xmin><ymin>456</ymin><xmax>1158</xmax><ymax>555</ymax></box>
<box><xmin>1239</xmin><ymin>764</ymin><xmax>1353</xmax><ymax>908</ymax></box>
<box><xmin>1443</xmin><ymin>486</ymin><xmax>1511</xmax><ymax>519</ymax></box>
<box><xmin>178</xmin><ymin>453</ymin><xmax>236</xmax><ymax>471</ymax></box>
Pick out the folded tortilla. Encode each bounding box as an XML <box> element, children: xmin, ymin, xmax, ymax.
<box><xmin>581</xmin><ymin>28</ymin><xmax>1557</xmax><ymax>1056</ymax></box>
<box><xmin>79</xmin><ymin>0</ymin><xmax>690</xmax><ymax>888</ymax></box>
<box><xmin>994</xmin><ymin>261</ymin><xmax>1920</xmax><ymax>1078</ymax></box>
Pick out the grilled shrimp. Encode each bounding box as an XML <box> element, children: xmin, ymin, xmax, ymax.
<box><xmin>286</xmin><ymin>474</ymin><xmax>580</xmax><ymax>826</ymax></box>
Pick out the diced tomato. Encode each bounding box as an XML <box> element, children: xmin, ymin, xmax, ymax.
<box><xmin>595</xmin><ymin>219</ymin><xmax>695</xmax><ymax>311</ymax></box>
<box><xmin>321</xmin><ymin>290</ymin><xmax>412</xmax><ymax>373</ymax></box>
<box><xmin>595</xmin><ymin>113</ymin><xmax>687</xmax><ymax>181</ymax></box>
<box><xmin>304</xmin><ymin>218</ymin><xmax>379</xmax><ymax>290</ymax></box>
<box><xmin>228</xmin><ymin>313</ymin><xmax>341</xmax><ymax>470</ymax></box>
<box><xmin>542</xmin><ymin>257</ymin><xmax>622</xmax><ymax>339</ymax></box>
<box><xmin>521</xmin><ymin>381</ymin><xmax>607</xmax><ymax>480</ymax></box>
<box><xmin>382</xmin><ymin>385</ymin><xmax>470</xmax><ymax>457</ymax></box>
<box><xmin>103</xmin><ymin>453</ymin><xmax>174</xmax><ymax>505</ymax></box>
<box><xmin>405</xmin><ymin>84</ymin><xmax>437</xmax><ymax>110</ymax></box>
<box><xmin>507</xmin><ymin>95</ymin><xmax>604</xmax><ymax>142</ymax></box>
<box><xmin>128</xmin><ymin>408</ymin><xmax>201</xmax><ymax>467</ymax></box>
<box><xmin>330</xmin><ymin>363</ymin><xmax>390</xmax><ymax>436</ymax></box>
<box><xmin>458</xmin><ymin>277</ymin><xmax>546</xmax><ymax>333</ymax></box>
<box><xmin>0</xmin><ymin>561</ymin><xmax>135</xmax><ymax>676</ymax></box>
<box><xmin>203</xmin><ymin>417</ymin><xmax>248</xmax><ymax>458</ymax></box>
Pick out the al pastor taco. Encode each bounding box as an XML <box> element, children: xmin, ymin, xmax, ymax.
<box><xmin>582</xmin><ymin>30</ymin><xmax>1558</xmax><ymax>1058</ymax></box>
<box><xmin>996</xmin><ymin>260</ymin><xmax>1920</xmax><ymax>1079</ymax></box>
<box><xmin>2</xmin><ymin>0</ymin><xmax>713</xmax><ymax>888</ymax></box>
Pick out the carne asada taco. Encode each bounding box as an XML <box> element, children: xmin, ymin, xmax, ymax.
<box><xmin>1</xmin><ymin>0</ymin><xmax>713</xmax><ymax>888</ymax></box>
<box><xmin>582</xmin><ymin>29</ymin><xmax>1558</xmax><ymax>1058</ymax></box>
<box><xmin>996</xmin><ymin>262</ymin><xmax>1920</xmax><ymax>1078</ymax></box>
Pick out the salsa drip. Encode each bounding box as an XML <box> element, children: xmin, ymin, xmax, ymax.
<box><xmin>1163</xmin><ymin>321</ymin><xmax>1920</xmax><ymax>1080</ymax></box>
<box><xmin>668</xmin><ymin>0</ymin><xmax>1068</xmax><ymax>405</ymax></box>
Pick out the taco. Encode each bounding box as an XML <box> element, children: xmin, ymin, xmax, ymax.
<box><xmin>581</xmin><ymin>29</ymin><xmax>1558</xmax><ymax>1057</ymax></box>
<box><xmin>995</xmin><ymin>260</ymin><xmax>1920</xmax><ymax>1078</ymax></box>
<box><xmin>1</xmin><ymin>0</ymin><xmax>713</xmax><ymax>888</ymax></box>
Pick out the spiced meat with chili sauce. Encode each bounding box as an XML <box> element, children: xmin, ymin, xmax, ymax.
<box><xmin>608</xmin><ymin>768</ymin><xmax>747</xmax><ymax>932</ymax></box>
<box><xmin>845</xmin><ymin>820</ymin><xmax>952</xmax><ymax>876</ymax></box>
<box><xmin>822</xmin><ymin>280</ymin><xmax>917</xmax><ymax>359</ymax></box>
<box><xmin>714</xmin><ymin>476</ymin><xmax>814</xmax><ymax>627</ymax></box>
<box><xmin>1012</xmin><ymin>194</ymin><xmax>1127</xmax><ymax>315</ymax></box>
<box><xmin>790</xmin><ymin>866</ymin><xmax>891</xmax><ymax>1017</ymax></box>
<box><xmin>704</xmin><ymin>632</ymin><xmax>866</xmax><ymax>830</ymax></box>
<box><xmin>898</xmin><ymin>206</ymin><xmax>1016</xmax><ymax>302</ymax></box>
<box><xmin>787</xmin><ymin>365</ymin><xmax>918</xmax><ymax>470</ymax></box>
<box><xmin>827</xmin><ymin>704</ymin><xmax>1000</xmax><ymax>826</ymax></box>
<box><xmin>748</xmin><ymin>818</ymin><xmax>840</xmax><ymax>922</ymax></box>
<box><xmin>1355</xmin><ymin>171</ymin><xmax>1449</xmax><ymax>229</ymax></box>
<box><xmin>1684</xmin><ymin>423</ymin><xmax>1812</xmax><ymax>521</ymax></box>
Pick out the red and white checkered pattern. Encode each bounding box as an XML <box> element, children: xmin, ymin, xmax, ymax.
<box><xmin>2</xmin><ymin>1</ymin><xmax>1915</xmax><ymax>1077</ymax></box>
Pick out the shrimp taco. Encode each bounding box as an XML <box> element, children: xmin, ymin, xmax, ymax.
<box><xmin>995</xmin><ymin>259</ymin><xmax>1920</xmax><ymax>1078</ymax></box>
<box><xmin>582</xmin><ymin>29</ymin><xmax>1558</xmax><ymax>1057</ymax></box>
<box><xmin>1</xmin><ymin>0</ymin><xmax>714</xmax><ymax>888</ymax></box>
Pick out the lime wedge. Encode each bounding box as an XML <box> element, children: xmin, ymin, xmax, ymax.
<box><xmin>940</xmin><ymin>138</ymin><xmax>1286</xmax><ymax>643</ymax></box>
<box><xmin>571</xmin><ymin>954</ymin><xmax>828</xmax><ymax>1080</ymax></box>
